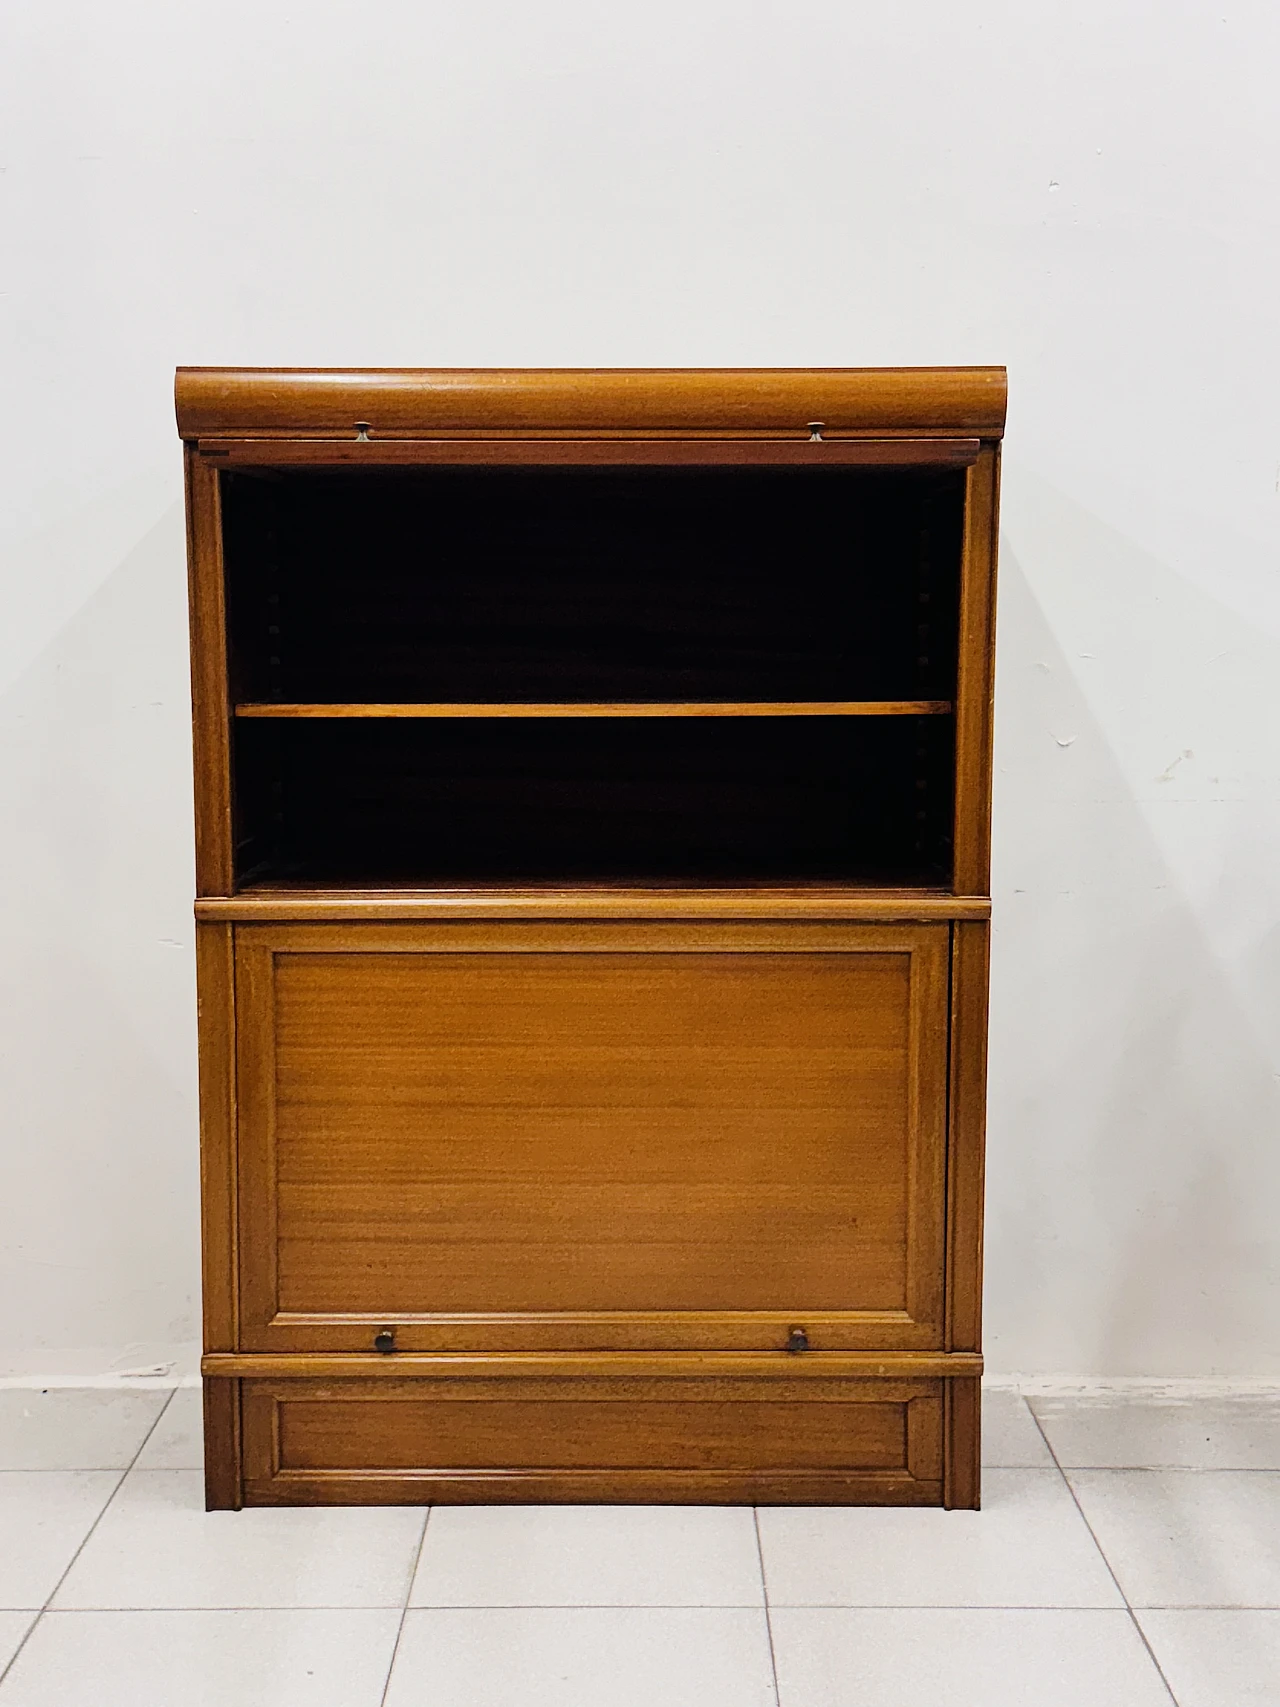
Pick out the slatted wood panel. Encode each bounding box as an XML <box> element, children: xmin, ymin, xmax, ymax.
<box><xmin>234</xmin><ymin>922</ymin><xmax>948</xmax><ymax>1353</ymax></box>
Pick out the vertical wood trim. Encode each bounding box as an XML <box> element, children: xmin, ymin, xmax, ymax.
<box><xmin>903</xmin><ymin>928</ymin><xmax>950</xmax><ymax>1340</ymax></box>
<box><xmin>905</xmin><ymin>1392</ymin><xmax>943</xmax><ymax>1482</ymax></box>
<box><xmin>951</xmin><ymin>443</ymin><xmax>999</xmax><ymax>895</ymax></box>
<box><xmin>202</xmin><ymin>1377</ymin><xmax>243</xmax><ymax>1510</ymax></box>
<box><xmin>236</xmin><ymin>936</ymin><xmax>282</xmax><ymax>1345</ymax></box>
<box><xmin>185</xmin><ymin>447</ymin><xmax>233</xmax><ymax>895</ymax></box>
<box><xmin>195</xmin><ymin>921</ymin><xmax>238</xmax><ymax>1351</ymax></box>
<box><xmin>240</xmin><ymin>1384</ymin><xmax>272</xmax><ymax>1482</ymax></box>
<box><xmin>943</xmin><ymin>1377</ymin><xmax>981</xmax><ymax>1508</ymax></box>
<box><xmin>946</xmin><ymin>921</ymin><xmax>990</xmax><ymax>1353</ymax></box>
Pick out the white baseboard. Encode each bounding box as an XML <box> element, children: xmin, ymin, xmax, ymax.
<box><xmin>986</xmin><ymin>1374</ymin><xmax>1280</xmax><ymax>1397</ymax></box>
<box><xmin>0</xmin><ymin>1343</ymin><xmax>201</xmax><ymax>1387</ymax></box>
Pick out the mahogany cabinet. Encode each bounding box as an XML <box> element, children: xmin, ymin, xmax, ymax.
<box><xmin>178</xmin><ymin>366</ymin><xmax>1003</xmax><ymax>1508</ymax></box>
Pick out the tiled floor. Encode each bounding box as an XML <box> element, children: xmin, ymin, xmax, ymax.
<box><xmin>1</xmin><ymin>1385</ymin><xmax>1278</xmax><ymax>1704</ymax></box>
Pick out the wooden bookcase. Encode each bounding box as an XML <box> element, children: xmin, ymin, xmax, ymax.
<box><xmin>179</xmin><ymin>367</ymin><xmax>1003</xmax><ymax>1509</ymax></box>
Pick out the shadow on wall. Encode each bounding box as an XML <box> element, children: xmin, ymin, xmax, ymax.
<box><xmin>0</xmin><ymin>498</ymin><xmax>200</xmax><ymax>1376</ymax></box>
<box><xmin>988</xmin><ymin>473</ymin><xmax>1280</xmax><ymax>1378</ymax></box>
<box><xmin>2</xmin><ymin>465</ymin><xmax>1279</xmax><ymax>1380</ymax></box>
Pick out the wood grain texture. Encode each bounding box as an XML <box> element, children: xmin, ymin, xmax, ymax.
<box><xmin>947</xmin><ymin>921</ymin><xmax>990</xmax><ymax>1354</ymax></box>
<box><xmin>232</xmin><ymin>921</ymin><xmax>948</xmax><ymax>1353</ymax></box>
<box><xmin>202</xmin><ymin>1378</ymin><xmax>242</xmax><ymax>1511</ymax></box>
<box><xmin>180</xmin><ymin>364</ymin><xmax>1001</xmax><ymax>1507</ymax></box>
<box><xmin>199</xmin><ymin>891</ymin><xmax>991</xmax><ymax>923</ymax></box>
<box><xmin>951</xmin><ymin>444</ymin><xmax>1000</xmax><ymax>895</ymax></box>
<box><xmin>195</xmin><ymin>922</ymin><xmax>238</xmax><ymax>1352</ymax></box>
<box><xmin>199</xmin><ymin>437</ymin><xmax>983</xmax><ymax>466</ymax></box>
<box><xmin>233</xmin><ymin>700</ymin><xmax>954</xmax><ymax>720</ymax></box>
<box><xmin>175</xmin><ymin>367</ymin><xmax>1007</xmax><ymax>439</ymax></box>
<box><xmin>239</xmin><ymin>1374</ymin><xmax>944</xmax><ymax>1506</ymax></box>
<box><xmin>185</xmin><ymin>447</ymin><xmax>232</xmax><ymax>895</ymax></box>
<box><xmin>205</xmin><ymin>1351</ymin><xmax>983</xmax><ymax>1378</ymax></box>
<box><xmin>943</xmin><ymin>1376</ymin><xmax>981</xmax><ymax>1510</ymax></box>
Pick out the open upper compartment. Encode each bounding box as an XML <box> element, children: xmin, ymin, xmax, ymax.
<box><xmin>177</xmin><ymin>366</ymin><xmax>1005</xmax><ymax>893</ymax></box>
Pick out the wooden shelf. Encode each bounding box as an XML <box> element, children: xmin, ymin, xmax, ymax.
<box><xmin>234</xmin><ymin>700</ymin><xmax>954</xmax><ymax>720</ymax></box>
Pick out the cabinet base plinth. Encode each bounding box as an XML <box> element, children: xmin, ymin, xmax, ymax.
<box><xmin>199</xmin><ymin>1362</ymin><xmax>982</xmax><ymax>1508</ymax></box>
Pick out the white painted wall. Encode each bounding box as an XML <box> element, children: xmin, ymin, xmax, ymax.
<box><xmin>2</xmin><ymin>0</ymin><xmax>1277</xmax><ymax>1378</ymax></box>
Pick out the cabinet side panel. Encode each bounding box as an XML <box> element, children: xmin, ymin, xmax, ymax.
<box><xmin>946</xmin><ymin>920</ymin><xmax>990</xmax><ymax>1353</ymax></box>
<box><xmin>186</xmin><ymin>447</ymin><xmax>233</xmax><ymax>894</ymax></box>
<box><xmin>943</xmin><ymin>1376</ymin><xmax>981</xmax><ymax>1509</ymax></box>
<box><xmin>203</xmin><ymin>1377</ymin><xmax>243</xmax><ymax>1511</ymax></box>
<box><xmin>196</xmin><ymin>920</ymin><xmax>238</xmax><ymax>1351</ymax></box>
<box><xmin>952</xmin><ymin>444</ymin><xmax>999</xmax><ymax>895</ymax></box>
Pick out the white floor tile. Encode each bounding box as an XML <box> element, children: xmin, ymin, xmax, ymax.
<box><xmin>0</xmin><ymin>1610</ymin><xmax>401</xmax><ymax>1706</ymax></box>
<box><xmin>51</xmin><ymin>1471</ymin><xmax>426</xmax><ymax>1610</ymax></box>
<box><xmin>0</xmin><ymin>1614</ymin><xmax>37</xmax><ymax>1675</ymax></box>
<box><xmin>757</xmin><ymin>1470</ymin><xmax>1121</xmax><ymax>1607</ymax></box>
<box><xmin>0</xmin><ymin>1392</ymin><xmax>171</xmax><ymax>1472</ymax></box>
<box><xmin>0</xmin><ymin>1474</ymin><xmax>121</xmax><ymax>1610</ymax></box>
<box><xmin>1137</xmin><ymin>1609</ymin><xmax>1280</xmax><ymax>1707</ymax></box>
<box><xmin>383</xmin><ymin>1608</ymin><xmax>777</xmax><ymax>1707</ymax></box>
<box><xmin>1034</xmin><ymin>1395</ymin><xmax>1280</xmax><ymax>1469</ymax></box>
<box><xmin>133</xmin><ymin>1389</ymin><xmax>203</xmax><ymax>1470</ymax></box>
<box><xmin>1069</xmin><ymin>1470</ymin><xmax>1280</xmax><ymax>1608</ymax></box>
<box><xmin>770</xmin><ymin>1608</ymin><xmax>1173</xmax><ymax>1707</ymax></box>
<box><xmin>983</xmin><ymin>1388</ymin><xmax>1054</xmax><ymax>1467</ymax></box>
<box><xmin>410</xmin><ymin>1504</ymin><xmax>764</xmax><ymax>1607</ymax></box>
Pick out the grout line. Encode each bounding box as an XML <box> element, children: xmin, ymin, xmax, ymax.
<box><xmin>378</xmin><ymin>1506</ymin><xmax>432</xmax><ymax>1707</ymax></box>
<box><xmin>18</xmin><ymin>1601</ymin><xmax>1243</xmax><ymax>1612</ymax></box>
<box><xmin>1131</xmin><ymin>1605</ymin><xmax>1280</xmax><ymax>1613</ymax></box>
<box><xmin>713</xmin><ymin>1603</ymin><xmax>1172</xmax><ymax>1612</ymax></box>
<box><xmin>752</xmin><ymin>1508</ymin><xmax>783</xmax><ymax>1707</ymax></box>
<box><xmin>1032</xmin><ymin>1465</ymin><xmax>1280</xmax><ymax>1474</ymax></box>
<box><xmin>1028</xmin><ymin>1403</ymin><xmax>1183</xmax><ymax>1707</ymax></box>
<box><xmin>0</xmin><ymin>1387</ymin><xmax>180</xmax><ymax>1689</ymax></box>
<box><xmin>0</xmin><ymin>1601</ymin><xmax>775</xmax><ymax>1613</ymax></box>
<box><xmin>406</xmin><ymin>1597</ymin><xmax>778</xmax><ymax>1611</ymax></box>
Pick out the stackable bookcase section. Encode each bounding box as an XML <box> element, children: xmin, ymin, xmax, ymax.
<box><xmin>179</xmin><ymin>366</ymin><xmax>1004</xmax><ymax>1510</ymax></box>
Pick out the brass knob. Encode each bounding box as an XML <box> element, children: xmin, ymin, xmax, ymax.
<box><xmin>374</xmin><ymin>1328</ymin><xmax>396</xmax><ymax>1354</ymax></box>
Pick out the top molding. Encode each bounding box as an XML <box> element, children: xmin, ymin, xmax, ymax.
<box><xmin>175</xmin><ymin>366</ymin><xmax>1007</xmax><ymax>441</ymax></box>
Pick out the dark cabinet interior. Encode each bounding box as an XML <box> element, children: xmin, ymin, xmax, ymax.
<box><xmin>222</xmin><ymin>464</ymin><xmax>964</xmax><ymax>889</ymax></box>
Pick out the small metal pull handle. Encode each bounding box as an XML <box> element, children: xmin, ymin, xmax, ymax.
<box><xmin>786</xmin><ymin>1325</ymin><xmax>809</xmax><ymax>1354</ymax></box>
<box><xmin>807</xmin><ymin>421</ymin><xmax>825</xmax><ymax>442</ymax></box>
<box><xmin>374</xmin><ymin>1328</ymin><xmax>396</xmax><ymax>1354</ymax></box>
<box><xmin>355</xmin><ymin>421</ymin><xmax>372</xmax><ymax>442</ymax></box>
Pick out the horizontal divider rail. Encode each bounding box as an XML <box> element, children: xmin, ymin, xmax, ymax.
<box><xmin>204</xmin><ymin>1351</ymin><xmax>985</xmax><ymax>1380</ymax></box>
<box><xmin>194</xmin><ymin>892</ymin><xmax>992</xmax><ymax>922</ymax></box>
